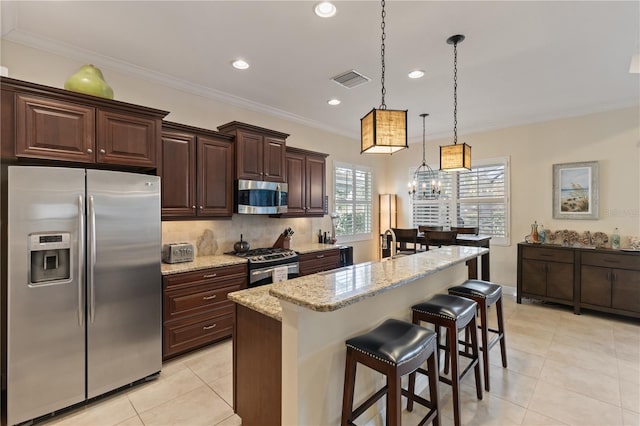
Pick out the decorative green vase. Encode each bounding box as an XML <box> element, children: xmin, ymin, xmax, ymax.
<box><xmin>64</xmin><ymin>64</ymin><xmax>114</xmax><ymax>99</ymax></box>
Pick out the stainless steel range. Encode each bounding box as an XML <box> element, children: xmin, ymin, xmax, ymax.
<box><xmin>230</xmin><ymin>248</ymin><xmax>299</xmax><ymax>287</ymax></box>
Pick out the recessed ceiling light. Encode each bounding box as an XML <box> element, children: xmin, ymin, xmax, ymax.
<box><xmin>408</xmin><ymin>70</ymin><xmax>425</xmax><ymax>79</ymax></box>
<box><xmin>327</xmin><ymin>99</ymin><xmax>341</xmax><ymax>106</ymax></box>
<box><xmin>232</xmin><ymin>59</ymin><xmax>249</xmax><ymax>70</ymax></box>
<box><xmin>314</xmin><ymin>2</ymin><xmax>337</xmax><ymax>18</ymax></box>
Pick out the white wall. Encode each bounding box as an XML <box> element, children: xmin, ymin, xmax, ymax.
<box><xmin>3</xmin><ymin>40</ymin><xmax>638</xmax><ymax>280</ymax></box>
<box><xmin>388</xmin><ymin>107</ymin><xmax>640</xmax><ymax>285</ymax></box>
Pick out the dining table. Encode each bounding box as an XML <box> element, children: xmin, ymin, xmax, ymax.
<box><xmin>417</xmin><ymin>232</ymin><xmax>491</xmax><ymax>281</ymax></box>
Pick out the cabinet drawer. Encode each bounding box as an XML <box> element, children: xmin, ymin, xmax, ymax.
<box><xmin>163</xmin><ymin>263</ymin><xmax>247</xmax><ymax>290</ymax></box>
<box><xmin>163</xmin><ymin>311</ymin><xmax>233</xmax><ymax>359</ymax></box>
<box><xmin>299</xmin><ymin>249</ymin><xmax>340</xmax><ymax>276</ymax></box>
<box><xmin>164</xmin><ymin>282</ymin><xmax>240</xmax><ymax>321</ymax></box>
<box><xmin>581</xmin><ymin>252</ymin><xmax>640</xmax><ymax>271</ymax></box>
<box><xmin>521</xmin><ymin>246</ymin><xmax>573</xmax><ymax>263</ymax></box>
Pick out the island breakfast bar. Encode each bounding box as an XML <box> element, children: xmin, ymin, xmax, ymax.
<box><xmin>229</xmin><ymin>245</ymin><xmax>489</xmax><ymax>426</ymax></box>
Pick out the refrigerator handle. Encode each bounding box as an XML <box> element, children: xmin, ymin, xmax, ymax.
<box><xmin>88</xmin><ymin>195</ymin><xmax>96</xmax><ymax>324</ymax></box>
<box><xmin>78</xmin><ymin>195</ymin><xmax>84</xmax><ymax>327</ymax></box>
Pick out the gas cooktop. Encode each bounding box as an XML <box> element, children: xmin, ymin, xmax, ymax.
<box><xmin>227</xmin><ymin>247</ymin><xmax>298</xmax><ymax>264</ymax></box>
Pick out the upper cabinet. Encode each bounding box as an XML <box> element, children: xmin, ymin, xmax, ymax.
<box><xmin>2</xmin><ymin>77</ymin><xmax>168</xmax><ymax>168</ymax></box>
<box><xmin>160</xmin><ymin>122</ymin><xmax>234</xmax><ymax>219</ymax></box>
<box><xmin>282</xmin><ymin>147</ymin><xmax>328</xmax><ymax>217</ymax></box>
<box><xmin>217</xmin><ymin>121</ymin><xmax>288</xmax><ymax>183</ymax></box>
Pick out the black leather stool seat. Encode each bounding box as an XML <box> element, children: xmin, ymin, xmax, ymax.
<box><xmin>449</xmin><ymin>279</ymin><xmax>502</xmax><ymax>305</ymax></box>
<box><xmin>346</xmin><ymin>318</ymin><xmax>436</xmax><ymax>366</ymax></box>
<box><xmin>412</xmin><ymin>294</ymin><xmax>477</xmax><ymax>326</ymax></box>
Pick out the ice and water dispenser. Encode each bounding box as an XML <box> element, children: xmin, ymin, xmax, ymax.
<box><xmin>29</xmin><ymin>232</ymin><xmax>71</xmax><ymax>284</ymax></box>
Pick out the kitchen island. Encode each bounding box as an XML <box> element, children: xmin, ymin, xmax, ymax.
<box><xmin>229</xmin><ymin>245</ymin><xmax>489</xmax><ymax>426</ymax></box>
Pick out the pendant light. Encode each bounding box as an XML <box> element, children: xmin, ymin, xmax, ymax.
<box><xmin>361</xmin><ymin>0</ymin><xmax>408</xmax><ymax>154</ymax></box>
<box><xmin>440</xmin><ymin>34</ymin><xmax>471</xmax><ymax>171</ymax></box>
<box><xmin>408</xmin><ymin>114</ymin><xmax>441</xmax><ymax>200</ymax></box>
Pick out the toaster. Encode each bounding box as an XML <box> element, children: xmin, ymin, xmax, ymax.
<box><xmin>162</xmin><ymin>243</ymin><xmax>194</xmax><ymax>264</ymax></box>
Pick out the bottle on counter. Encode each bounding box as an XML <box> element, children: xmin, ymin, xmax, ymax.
<box><xmin>318</xmin><ymin>229</ymin><xmax>323</xmax><ymax>243</ymax></box>
<box><xmin>538</xmin><ymin>224</ymin><xmax>546</xmax><ymax>244</ymax></box>
<box><xmin>611</xmin><ymin>228</ymin><xmax>621</xmax><ymax>250</ymax></box>
<box><xmin>531</xmin><ymin>221</ymin><xmax>539</xmax><ymax>243</ymax></box>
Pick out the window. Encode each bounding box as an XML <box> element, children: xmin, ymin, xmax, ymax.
<box><xmin>412</xmin><ymin>157</ymin><xmax>510</xmax><ymax>245</ymax></box>
<box><xmin>334</xmin><ymin>162</ymin><xmax>373</xmax><ymax>241</ymax></box>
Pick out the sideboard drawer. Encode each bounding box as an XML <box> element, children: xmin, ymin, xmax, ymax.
<box><xmin>521</xmin><ymin>246</ymin><xmax>573</xmax><ymax>263</ymax></box>
<box><xmin>582</xmin><ymin>252</ymin><xmax>640</xmax><ymax>270</ymax></box>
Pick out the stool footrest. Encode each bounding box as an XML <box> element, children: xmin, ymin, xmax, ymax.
<box><xmin>351</xmin><ymin>385</ymin><xmax>388</xmax><ymax>420</ymax></box>
<box><xmin>401</xmin><ymin>388</ymin><xmax>438</xmax><ymax>425</ymax></box>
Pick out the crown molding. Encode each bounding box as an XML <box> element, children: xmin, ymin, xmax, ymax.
<box><xmin>3</xmin><ymin>29</ymin><xmax>357</xmax><ymax>140</ymax></box>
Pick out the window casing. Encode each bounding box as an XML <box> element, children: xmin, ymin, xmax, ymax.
<box><xmin>411</xmin><ymin>157</ymin><xmax>510</xmax><ymax>245</ymax></box>
<box><xmin>334</xmin><ymin>162</ymin><xmax>373</xmax><ymax>242</ymax></box>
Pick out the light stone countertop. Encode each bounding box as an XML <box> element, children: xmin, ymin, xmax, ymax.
<box><xmin>269</xmin><ymin>245</ymin><xmax>489</xmax><ymax>312</ymax></box>
<box><xmin>228</xmin><ymin>245</ymin><xmax>488</xmax><ymax>320</ymax></box>
<box><xmin>161</xmin><ymin>254</ymin><xmax>247</xmax><ymax>275</ymax></box>
<box><xmin>227</xmin><ymin>285</ymin><xmax>282</xmax><ymax>321</ymax></box>
<box><xmin>291</xmin><ymin>242</ymin><xmax>342</xmax><ymax>254</ymax></box>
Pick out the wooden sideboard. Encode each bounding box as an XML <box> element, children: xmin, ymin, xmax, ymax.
<box><xmin>517</xmin><ymin>243</ymin><xmax>640</xmax><ymax>318</ymax></box>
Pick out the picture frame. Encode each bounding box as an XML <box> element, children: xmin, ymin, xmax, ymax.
<box><xmin>552</xmin><ymin>161</ymin><xmax>599</xmax><ymax>220</ymax></box>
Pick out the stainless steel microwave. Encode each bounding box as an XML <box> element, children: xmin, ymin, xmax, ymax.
<box><xmin>236</xmin><ymin>179</ymin><xmax>288</xmax><ymax>214</ymax></box>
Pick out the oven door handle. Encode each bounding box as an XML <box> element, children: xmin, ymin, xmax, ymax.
<box><xmin>251</xmin><ymin>264</ymin><xmax>297</xmax><ymax>276</ymax></box>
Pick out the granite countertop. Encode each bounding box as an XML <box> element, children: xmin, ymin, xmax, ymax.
<box><xmin>228</xmin><ymin>245</ymin><xmax>488</xmax><ymax>320</ymax></box>
<box><xmin>269</xmin><ymin>246</ymin><xmax>488</xmax><ymax>312</ymax></box>
<box><xmin>228</xmin><ymin>285</ymin><xmax>282</xmax><ymax>321</ymax></box>
<box><xmin>161</xmin><ymin>254</ymin><xmax>247</xmax><ymax>275</ymax></box>
<box><xmin>292</xmin><ymin>242</ymin><xmax>342</xmax><ymax>254</ymax></box>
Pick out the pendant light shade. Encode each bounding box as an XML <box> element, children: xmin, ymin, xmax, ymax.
<box><xmin>361</xmin><ymin>0</ymin><xmax>408</xmax><ymax>155</ymax></box>
<box><xmin>440</xmin><ymin>143</ymin><xmax>471</xmax><ymax>171</ymax></box>
<box><xmin>361</xmin><ymin>108</ymin><xmax>408</xmax><ymax>154</ymax></box>
<box><xmin>440</xmin><ymin>34</ymin><xmax>472</xmax><ymax>171</ymax></box>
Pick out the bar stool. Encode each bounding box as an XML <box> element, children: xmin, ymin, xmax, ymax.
<box><xmin>341</xmin><ymin>319</ymin><xmax>440</xmax><ymax>426</ymax></box>
<box><xmin>410</xmin><ymin>294</ymin><xmax>482</xmax><ymax>426</ymax></box>
<box><xmin>448</xmin><ymin>279</ymin><xmax>508</xmax><ymax>391</ymax></box>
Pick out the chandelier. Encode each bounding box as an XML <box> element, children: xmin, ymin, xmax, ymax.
<box><xmin>408</xmin><ymin>113</ymin><xmax>441</xmax><ymax>200</ymax></box>
<box><xmin>440</xmin><ymin>34</ymin><xmax>471</xmax><ymax>171</ymax></box>
<box><xmin>360</xmin><ymin>0</ymin><xmax>408</xmax><ymax>154</ymax></box>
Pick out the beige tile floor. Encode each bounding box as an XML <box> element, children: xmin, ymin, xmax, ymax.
<box><xmin>38</xmin><ymin>287</ymin><xmax>639</xmax><ymax>426</ymax></box>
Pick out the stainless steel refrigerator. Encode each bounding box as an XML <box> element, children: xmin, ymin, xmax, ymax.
<box><xmin>6</xmin><ymin>166</ymin><xmax>162</xmax><ymax>426</ymax></box>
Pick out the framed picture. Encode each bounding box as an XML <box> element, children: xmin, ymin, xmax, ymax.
<box><xmin>553</xmin><ymin>161</ymin><xmax>599</xmax><ymax>220</ymax></box>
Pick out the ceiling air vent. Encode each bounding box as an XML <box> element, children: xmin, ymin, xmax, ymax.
<box><xmin>331</xmin><ymin>70</ymin><xmax>371</xmax><ymax>89</ymax></box>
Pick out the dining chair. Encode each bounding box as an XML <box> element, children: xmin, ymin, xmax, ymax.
<box><xmin>391</xmin><ymin>228</ymin><xmax>419</xmax><ymax>254</ymax></box>
<box><xmin>418</xmin><ymin>225</ymin><xmax>444</xmax><ymax>232</ymax></box>
<box><xmin>424</xmin><ymin>230</ymin><xmax>458</xmax><ymax>247</ymax></box>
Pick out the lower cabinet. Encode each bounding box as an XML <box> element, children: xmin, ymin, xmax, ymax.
<box><xmin>298</xmin><ymin>248</ymin><xmax>340</xmax><ymax>276</ymax></box>
<box><xmin>517</xmin><ymin>243</ymin><xmax>640</xmax><ymax>318</ymax></box>
<box><xmin>162</xmin><ymin>263</ymin><xmax>247</xmax><ymax>359</ymax></box>
<box><xmin>580</xmin><ymin>252</ymin><xmax>640</xmax><ymax>315</ymax></box>
<box><xmin>519</xmin><ymin>245</ymin><xmax>574</xmax><ymax>304</ymax></box>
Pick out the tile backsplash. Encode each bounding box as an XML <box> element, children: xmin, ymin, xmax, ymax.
<box><xmin>162</xmin><ymin>215</ymin><xmax>331</xmax><ymax>255</ymax></box>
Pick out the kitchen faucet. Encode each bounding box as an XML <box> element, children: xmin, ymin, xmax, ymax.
<box><xmin>382</xmin><ymin>228</ymin><xmax>397</xmax><ymax>259</ymax></box>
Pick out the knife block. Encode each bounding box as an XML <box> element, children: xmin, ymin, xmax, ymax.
<box><xmin>272</xmin><ymin>234</ymin><xmax>290</xmax><ymax>249</ymax></box>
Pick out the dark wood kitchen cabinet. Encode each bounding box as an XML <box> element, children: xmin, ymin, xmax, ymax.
<box><xmin>163</xmin><ymin>263</ymin><xmax>247</xmax><ymax>359</ymax></box>
<box><xmin>298</xmin><ymin>248</ymin><xmax>340</xmax><ymax>276</ymax></box>
<box><xmin>2</xmin><ymin>77</ymin><xmax>168</xmax><ymax>168</ymax></box>
<box><xmin>579</xmin><ymin>251</ymin><xmax>640</xmax><ymax>316</ymax></box>
<box><xmin>217</xmin><ymin>121</ymin><xmax>288</xmax><ymax>183</ymax></box>
<box><xmin>160</xmin><ymin>122</ymin><xmax>234</xmax><ymax>218</ymax></box>
<box><xmin>518</xmin><ymin>245</ymin><xmax>574</xmax><ymax>304</ymax></box>
<box><xmin>517</xmin><ymin>243</ymin><xmax>640</xmax><ymax>318</ymax></box>
<box><xmin>282</xmin><ymin>147</ymin><xmax>328</xmax><ymax>217</ymax></box>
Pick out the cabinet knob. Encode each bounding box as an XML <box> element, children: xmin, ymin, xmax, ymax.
<box><xmin>192</xmin><ymin>205</ymin><xmax>196</xmax><ymax>209</ymax></box>
<box><xmin>99</xmin><ymin>149</ymin><xmax>106</xmax><ymax>154</ymax></box>
<box><xmin>199</xmin><ymin>206</ymin><xmax>203</xmax><ymax>209</ymax></box>
<box><xmin>265</xmin><ymin>173</ymin><xmax>270</xmax><ymax>176</ymax></box>
<box><xmin>87</xmin><ymin>148</ymin><xmax>93</xmax><ymax>154</ymax></box>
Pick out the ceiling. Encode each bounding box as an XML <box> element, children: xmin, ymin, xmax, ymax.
<box><xmin>2</xmin><ymin>1</ymin><xmax>639</xmax><ymax>143</ymax></box>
